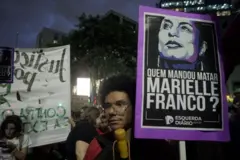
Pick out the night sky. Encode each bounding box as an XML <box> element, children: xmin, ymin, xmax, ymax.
<box><xmin>0</xmin><ymin>0</ymin><xmax>156</xmax><ymax>48</ymax></box>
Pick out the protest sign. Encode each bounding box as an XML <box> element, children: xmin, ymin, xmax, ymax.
<box><xmin>135</xmin><ymin>6</ymin><xmax>229</xmax><ymax>141</ymax></box>
<box><xmin>0</xmin><ymin>45</ymin><xmax>71</xmax><ymax>147</ymax></box>
<box><xmin>0</xmin><ymin>47</ymin><xmax>14</xmax><ymax>83</ymax></box>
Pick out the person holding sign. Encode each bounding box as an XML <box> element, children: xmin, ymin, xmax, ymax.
<box><xmin>84</xmin><ymin>75</ymin><xmax>178</xmax><ymax>160</ymax></box>
<box><xmin>0</xmin><ymin>115</ymin><xmax>32</xmax><ymax>160</ymax></box>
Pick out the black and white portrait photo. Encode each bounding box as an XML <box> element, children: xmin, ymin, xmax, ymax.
<box><xmin>145</xmin><ymin>14</ymin><xmax>220</xmax><ymax>72</ymax></box>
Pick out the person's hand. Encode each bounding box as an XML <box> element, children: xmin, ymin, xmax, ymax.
<box><xmin>68</xmin><ymin>117</ymin><xmax>76</xmax><ymax>128</ymax></box>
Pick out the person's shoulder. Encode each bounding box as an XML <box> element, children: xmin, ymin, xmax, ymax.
<box><xmin>87</xmin><ymin>132</ymin><xmax>114</xmax><ymax>149</ymax></box>
<box><xmin>69</xmin><ymin>121</ymin><xmax>99</xmax><ymax>143</ymax></box>
<box><xmin>99</xmin><ymin>131</ymin><xmax>114</xmax><ymax>141</ymax></box>
<box><xmin>76</xmin><ymin>120</ymin><xmax>93</xmax><ymax>128</ymax></box>
<box><xmin>74</xmin><ymin>121</ymin><xmax>96</xmax><ymax>133</ymax></box>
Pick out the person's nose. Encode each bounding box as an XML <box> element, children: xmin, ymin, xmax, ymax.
<box><xmin>168</xmin><ymin>27</ymin><xmax>179</xmax><ymax>37</ymax></box>
<box><xmin>5</xmin><ymin>129</ymin><xmax>10</xmax><ymax>135</ymax></box>
<box><xmin>108</xmin><ymin>105</ymin><xmax>117</xmax><ymax>116</ymax></box>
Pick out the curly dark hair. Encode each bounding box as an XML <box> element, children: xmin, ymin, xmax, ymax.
<box><xmin>0</xmin><ymin>115</ymin><xmax>23</xmax><ymax>138</ymax></box>
<box><xmin>99</xmin><ymin>74</ymin><xmax>136</xmax><ymax>108</ymax></box>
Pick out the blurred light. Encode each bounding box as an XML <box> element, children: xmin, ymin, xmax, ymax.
<box><xmin>58</xmin><ymin>103</ymin><xmax>62</xmax><ymax>107</ymax></box>
<box><xmin>6</xmin><ymin>110</ymin><xmax>12</xmax><ymax>113</ymax></box>
<box><xmin>3</xmin><ymin>110</ymin><xmax>14</xmax><ymax>118</ymax></box>
<box><xmin>58</xmin><ymin>107</ymin><xmax>64</xmax><ymax>113</ymax></box>
<box><xmin>73</xmin><ymin>85</ymin><xmax>77</xmax><ymax>95</ymax></box>
<box><xmin>77</xmin><ymin>78</ymin><xmax>91</xmax><ymax>97</ymax></box>
<box><xmin>227</xmin><ymin>95</ymin><xmax>234</xmax><ymax>103</ymax></box>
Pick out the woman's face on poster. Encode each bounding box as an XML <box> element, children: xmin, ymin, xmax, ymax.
<box><xmin>158</xmin><ymin>17</ymin><xmax>199</xmax><ymax>62</ymax></box>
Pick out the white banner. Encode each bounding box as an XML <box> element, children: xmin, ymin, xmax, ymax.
<box><xmin>0</xmin><ymin>45</ymin><xmax>71</xmax><ymax>147</ymax></box>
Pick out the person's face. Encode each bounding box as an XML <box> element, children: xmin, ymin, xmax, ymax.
<box><xmin>158</xmin><ymin>17</ymin><xmax>199</xmax><ymax>62</ymax></box>
<box><xmin>95</xmin><ymin>112</ymin><xmax>109</xmax><ymax>130</ymax></box>
<box><xmin>4</xmin><ymin>123</ymin><xmax>16</xmax><ymax>139</ymax></box>
<box><xmin>103</xmin><ymin>91</ymin><xmax>132</xmax><ymax>130</ymax></box>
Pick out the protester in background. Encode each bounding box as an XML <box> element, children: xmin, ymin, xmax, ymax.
<box><xmin>0</xmin><ymin>115</ymin><xmax>32</xmax><ymax>160</ymax></box>
<box><xmin>96</xmin><ymin>111</ymin><xmax>110</xmax><ymax>133</ymax></box>
<box><xmin>66</xmin><ymin>107</ymin><xmax>108</xmax><ymax>160</ymax></box>
<box><xmin>69</xmin><ymin>106</ymin><xmax>90</xmax><ymax>128</ymax></box>
<box><xmin>79</xmin><ymin>106</ymin><xmax>89</xmax><ymax>120</ymax></box>
<box><xmin>68</xmin><ymin>110</ymin><xmax>109</xmax><ymax>132</ymax></box>
<box><xmin>84</xmin><ymin>75</ymin><xmax>178</xmax><ymax>160</ymax></box>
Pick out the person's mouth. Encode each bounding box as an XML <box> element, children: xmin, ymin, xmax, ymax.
<box><xmin>109</xmin><ymin>119</ymin><xmax>119</xmax><ymax>125</ymax></box>
<box><xmin>165</xmin><ymin>41</ymin><xmax>182</xmax><ymax>49</ymax></box>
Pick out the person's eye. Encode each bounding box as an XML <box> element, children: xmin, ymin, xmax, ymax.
<box><xmin>116</xmin><ymin>101</ymin><xmax>128</xmax><ymax>107</ymax></box>
<box><xmin>103</xmin><ymin>103</ymin><xmax>111</xmax><ymax>109</ymax></box>
<box><xmin>115</xmin><ymin>101</ymin><xmax>124</xmax><ymax>107</ymax></box>
<box><xmin>163</xmin><ymin>23</ymin><xmax>171</xmax><ymax>30</ymax></box>
<box><xmin>181</xmin><ymin>26</ymin><xmax>192</xmax><ymax>33</ymax></box>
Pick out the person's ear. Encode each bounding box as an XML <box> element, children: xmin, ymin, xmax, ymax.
<box><xmin>199</xmin><ymin>41</ymin><xmax>207</xmax><ymax>56</ymax></box>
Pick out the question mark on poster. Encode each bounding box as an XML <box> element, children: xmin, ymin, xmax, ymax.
<box><xmin>210</xmin><ymin>97</ymin><xmax>219</xmax><ymax>112</ymax></box>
